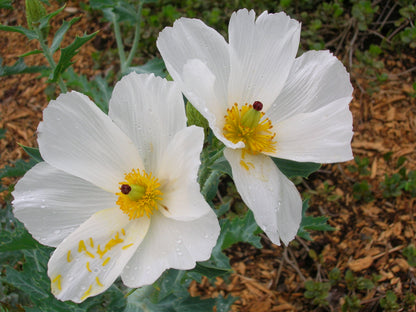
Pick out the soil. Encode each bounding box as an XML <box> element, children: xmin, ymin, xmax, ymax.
<box><xmin>1</xmin><ymin>1</ymin><xmax>415</xmax><ymax>311</ymax></box>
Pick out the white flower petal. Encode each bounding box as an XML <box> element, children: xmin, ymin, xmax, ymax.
<box><xmin>48</xmin><ymin>207</ymin><xmax>150</xmax><ymax>303</ymax></box>
<box><xmin>224</xmin><ymin>149</ymin><xmax>302</xmax><ymax>245</ymax></box>
<box><xmin>121</xmin><ymin>209</ymin><xmax>219</xmax><ymax>287</ymax></box>
<box><xmin>157</xmin><ymin>17</ymin><xmax>230</xmax><ymax>111</ymax></box>
<box><xmin>271</xmin><ymin>97</ymin><xmax>353</xmax><ymax>163</ymax></box>
<box><xmin>109</xmin><ymin>73</ymin><xmax>186</xmax><ymax>172</ymax></box>
<box><xmin>12</xmin><ymin>162</ymin><xmax>116</xmax><ymax>247</ymax></box>
<box><xmin>268</xmin><ymin>50</ymin><xmax>353</xmax><ymax>122</ymax></box>
<box><xmin>181</xmin><ymin>59</ymin><xmax>243</xmax><ymax>150</ymax></box>
<box><xmin>157</xmin><ymin>126</ymin><xmax>211</xmax><ymax>221</ymax></box>
<box><xmin>38</xmin><ymin>91</ymin><xmax>143</xmax><ymax>192</ymax></box>
<box><xmin>227</xmin><ymin>9</ymin><xmax>301</xmax><ymax>110</ymax></box>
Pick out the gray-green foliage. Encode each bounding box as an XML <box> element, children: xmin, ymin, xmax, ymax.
<box><xmin>304</xmin><ymin>280</ymin><xmax>330</xmax><ymax>307</ymax></box>
<box><xmin>6</xmin><ymin>0</ymin><xmax>410</xmax><ymax>310</ymax></box>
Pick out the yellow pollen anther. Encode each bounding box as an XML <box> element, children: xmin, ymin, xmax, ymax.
<box><xmin>122</xmin><ymin>243</ymin><xmax>134</xmax><ymax>250</ymax></box>
<box><xmin>85</xmin><ymin>250</ymin><xmax>95</xmax><ymax>259</ymax></box>
<box><xmin>104</xmin><ymin>232</ymin><xmax>124</xmax><ymax>251</ymax></box>
<box><xmin>67</xmin><ymin>250</ymin><xmax>72</xmax><ymax>263</ymax></box>
<box><xmin>121</xmin><ymin>228</ymin><xmax>126</xmax><ymax>236</ymax></box>
<box><xmin>89</xmin><ymin>237</ymin><xmax>94</xmax><ymax>248</ymax></box>
<box><xmin>96</xmin><ymin>277</ymin><xmax>104</xmax><ymax>287</ymax></box>
<box><xmin>240</xmin><ymin>160</ymin><xmax>255</xmax><ymax>171</ymax></box>
<box><xmin>102</xmin><ymin>257</ymin><xmax>111</xmax><ymax>266</ymax></box>
<box><xmin>223</xmin><ymin>103</ymin><xmax>276</xmax><ymax>155</ymax></box>
<box><xmin>116</xmin><ymin>169</ymin><xmax>163</xmax><ymax>220</ymax></box>
<box><xmin>78</xmin><ymin>239</ymin><xmax>95</xmax><ymax>258</ymax></box>
<box><xmin>81</xmin><ymin>284</ymin><xmax>93</xmax><ymax>301</ymax></box>
<box><xmin>52</xmin><ymin>275</ymin><xmax>62</xmax><ymax>291</ymax></box>
<box><xmin>78</xmin><ymin>240</ymin><xmax>86</xmax><ymax>253</ymax></box>
<box><xmin>86</xmin><ymin>262</ymin><xmax>92</xmax><ymax>272</ymax></box>
<box><xmin>97</xmin><ymin>244</ymin><xmax>106</xmax><ymax>259</ymax></box>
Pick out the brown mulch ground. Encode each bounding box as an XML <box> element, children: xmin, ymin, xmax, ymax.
<box><xmin>1</xmin><ymin>1</ymin><xmax>415</xmax><ymax>311</ymax></box>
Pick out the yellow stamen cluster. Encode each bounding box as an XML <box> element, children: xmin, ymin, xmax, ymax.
<box><xmin>116</xmin><ymin>169</ymin><xmax>163</xmax><ymax>220</ymax></box>
<box><xmin>223</xmin><ymin>103</ymin><xmax>276</xmax><ymax>155</ymax></box>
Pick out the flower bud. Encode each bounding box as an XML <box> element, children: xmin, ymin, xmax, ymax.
<box><xmin>25</xmin><ymin>0</ymin><xmax>47</xmax><ymax>29</ymax></box>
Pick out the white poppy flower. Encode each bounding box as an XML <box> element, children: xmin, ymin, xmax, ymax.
<box><xmin>157</xmin><ymin>9</ymin><xmax>353</xmax><ymax>245</ymax></box>
<box><xmin>12</xmin><ymin>73</ymin><xmax>220</xmax><ymax>303</ymax></box>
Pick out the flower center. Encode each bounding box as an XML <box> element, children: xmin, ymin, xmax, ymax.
<box><xmin>223</xmin><ymin>101</ymin><xmax>276</xmax><ymax>155</ymax></box>
<box><xmin>116</xmin><ymin>169</ymin><xmax>163</xmax><ymax>220</ymax></box>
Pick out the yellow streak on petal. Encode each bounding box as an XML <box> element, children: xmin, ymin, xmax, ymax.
<box><xmin>86</xmin><ymin>262</ymin><xmax>92</xmax><ymax>272</ymax></box>
<box><xmin>67</xmin><ymin>250</ymin><xmax>72</xmax><ymax>263</ymax></box>
<box><xmin>96</xmin><ymin>276</ymin><xmax>104</xmax><ymax>287</ymax></box>
<box><xmin>102</xmin><ymin>257</ymin><xmax>111</xmax><ymax>266</ymax></box>
<box><xmin>89</xmin><ymin>237</ymin><xmax>94</xmax><ymax>248</ymax></box>
<box><xmin>81</xmin><ymin>284</ymin><xmax>93</xmax><ymax>301</ymax></box>
<box><xmin>122</xmin><ymin>243</ymin><xmax>134</xmax><ymax>250</ymax></box>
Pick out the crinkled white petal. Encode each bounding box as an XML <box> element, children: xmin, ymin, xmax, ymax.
<box><xmin>181</xmin><ymin>59</ymin><xmax>243</xmax><ymax>150</ymax></box>
<box><xmin>157</xmin><ymin>17</ymin><xmax>230</xmax><ymax>113</ymax></box>
<box><xmin>271</xmin><ymin>97</ymin><xmax>353</xmax><ymax>163</ymax></box>
<box><xmin>227</xmin><ymin>9</ymin><xmax>301</xmax><ymax>110</ymax></box>
<box><xmin>48</xmin><ymin>207</ymin><xmax>150</xmax><ymax>303</ymax></box>
<box><xmin>121</xmin><ymin>209</ymin><xmax>219</xmax><ymax>287</ymax></box>
<box><xmin>156</xmin><ymin>126</ymin><xmax>211</xmax><ymax>221</ymax></box>
<box><xmin>224</xmin><ymin>149</ymin><xmax>302</xmax><ymax>245</ymax></box>
<box><xmin>38</xmin><ymin>91</ymin><xmax>144</xmax><ymax>193</ymax></box>
<box><xmin>109</xmin><ymin>73</ymin><xmax>186</xmax><ymax>172</ymax></box>
<box><xmin>268</xmin><ymin>50</ymin><xmax>353</xmax><ymax>123</ymax></box>
<box><xmin>12</xmin><ymin>162</ymin><xmax>116</xmax><ymax>247</ymax></box>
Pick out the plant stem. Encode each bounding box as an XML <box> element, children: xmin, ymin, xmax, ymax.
<box><xmin>35</xmin><ymin>28</ymin><xmax>67</xmax><ymax>93</ymax></box>
<box><xmin>125</xmin><ymin>1</ymin><xmax>143</xmax><ymax>69</ymax></box>
<box><xmin>113</xmin><ymin>13</ymin><xmax>127</xmax><ymax>74</ymax></box>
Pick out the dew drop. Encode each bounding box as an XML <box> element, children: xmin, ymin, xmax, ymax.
<box><xmin>53</xmin><ymin>229</ymin><xmax>61</xmax><ymax>235</ymax></box>
<box><xmin>176</xmin><ymin>239</ymin><xmax>182</xmax><ymax>244</ymax></box>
